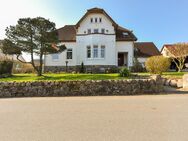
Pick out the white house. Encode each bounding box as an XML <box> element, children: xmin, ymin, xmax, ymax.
<box><xmin>44</xmin><ymin>8</ymin><xmax>157</xmax><ymax>73</ymax></box>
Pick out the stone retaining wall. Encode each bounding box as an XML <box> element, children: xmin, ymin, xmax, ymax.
<box><xmin>0</xmin><ymin>78</ymin><xmax>164</xmax><ymax>98</ymax></box>
<box><xmin>44</xmin><ymin>65</ymin><xmax>118</xmax><ymax>73</ymax></box>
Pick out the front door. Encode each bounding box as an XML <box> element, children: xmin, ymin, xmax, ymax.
<box><xmin>118</xmin><ymin>53</ymin><xmax>124</xmax><ymax>66</ymax></box>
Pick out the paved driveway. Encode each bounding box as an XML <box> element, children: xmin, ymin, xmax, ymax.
<box><xmin>0</xmin><ymin>95</ymin><xmax>188</xmax><ymax>141</ymax></box>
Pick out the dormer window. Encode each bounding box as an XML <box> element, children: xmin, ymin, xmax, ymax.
<box><xmin>123</xmin><ymin>32</ymin><xmax>129</xmax><ymax>36</ymax></box>
<box><xmin>95</xmin><ymin>18</ymin><xmax>97</xmax><ymax>23</ymax></box>
<box><xmin>99</xmin><ymin>18</ymin><xmax>102</xmax><ymax>23</ymax></box>
<box><xmin>91</xmin><ymin>18</ymin><xmax>93</xmax><ymax>23</ymax></box>
<box><xmin>94</xmin><ymin>29</ymin><xmax>99</xmax><ymax>33</ymax></box>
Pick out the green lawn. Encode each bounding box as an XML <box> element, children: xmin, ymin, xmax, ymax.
<box><xmin>0</xmin><ymin>73</ymin><xmax>128</xmax><ymax>82</ymax></box>
<box><xmin>0</xmin><ymin>72</ymin><xmax>187</xmax><ymax>82</ymax></box>
<box><xmin>136</xmin><ymin>72</ymin><xmax>187</xmax><ymax>79</ymax></box>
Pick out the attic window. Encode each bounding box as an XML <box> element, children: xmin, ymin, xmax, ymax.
<box><xmin>95</xmin><ymin>18</ymin><xmax>97</xmax><ymax>23</ymax></box>
<box><xmin>123</xmin><ymin>32</ymin><xmax>129</xmax><ymax>36</ymax></box>
<box><xmin>99</xmin><ymin>18</ymin><xmax>102</xmax><ymax>23</ymax></box>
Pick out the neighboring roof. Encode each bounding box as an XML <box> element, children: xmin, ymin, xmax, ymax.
<box><xmin>57</xmin><ymin>25</ymin><xmax>76</xmax><ymax>42</ymax></box>
<box><xmin>134</xmin><ymin>42</ymin><xmax>161</xmax><ymax>57</ymax></box>
<box><xmin>161</xmin><ymin>44</ymin><xmax>188</xmax><ymax>57</ymax></box>
<box><xmin>57</xmin><ymin>7</ymin><xmax>137</xmax><ymax>42</ymax></box>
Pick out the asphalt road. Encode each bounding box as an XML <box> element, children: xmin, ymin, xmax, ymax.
<box><xmin>0</xmin><ymin>95</ymin><xmax>188</xmax><ymax>141</ymax></box>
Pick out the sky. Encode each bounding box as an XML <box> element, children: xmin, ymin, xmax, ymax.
<box><xmin>0</xmin><ymin>0</ymin><xmax>188</xmax><ymax>51</ymax></box>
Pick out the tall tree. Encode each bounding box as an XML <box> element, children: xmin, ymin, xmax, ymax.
<box><xmin>168</xmin><ymin>43</ymin><xmax>188</xmax><ymax>72</ymax></box>
<box><xmin>2</xmin><ymin>17</ymin><xmax>66</xmax><ymax>76</ymax></box>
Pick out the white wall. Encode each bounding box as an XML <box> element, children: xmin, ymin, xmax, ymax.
<box><xmin>77</xmin><ymin>13</ymin><xmax>115</xmax><ymax>34</ymax></box>
<box><xmin>116</xmin><ymin>42</ymin><xmax>134</xmax><ymax>67</ymax></box>
<box><xmin>45</xmin><ymin>13</ymin><xmax>134</xmax><ymax>67</ymax></box>
<box><xmin>44</xmin><ymin>42</ymin><xmax>77</xmax><ymax>66</ymax></box>
<box><xmin>137</xmin><ymin>57</ymin><xmax>147</xmax><ymax>66</ymax></box>
<box><xmin>76</xmin><ymin>34</ymin><xmax>116</xmax><ymax>66</ymax></box>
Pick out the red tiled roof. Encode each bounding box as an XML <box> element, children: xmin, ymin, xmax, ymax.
<box><xmin>162</xmin><ymin>44</ymin><xmax>188</xmax><ymax>57</ymax></box>
<box><xmin>134</xmin><ymin>42</ymin><xmax>161</xmax><ymax>57</ymax></box>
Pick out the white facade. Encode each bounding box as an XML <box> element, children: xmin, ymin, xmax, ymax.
<box><xmin>44</xmin><ymin>9</ymin><xmax>136</xmax><ymax>70</ymax></box>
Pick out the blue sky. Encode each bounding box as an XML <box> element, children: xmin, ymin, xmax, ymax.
<box><xmin>0</xmin><ymin>0</ymin><xmax>188</xmax><ymax>50</ymax></box>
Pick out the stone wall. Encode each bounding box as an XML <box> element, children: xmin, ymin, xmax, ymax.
<box><xmin>0</xmin><ymin>78</ymin><xmax>164</xmax><ymax>98</ymax></box>
<box><xmin>44</xmin><ymin>65</ymin><xmax>118</xmax><ymax>73</ymax></box>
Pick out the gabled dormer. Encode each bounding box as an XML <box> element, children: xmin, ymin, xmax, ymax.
<box><xmin>76</xmin><ymin>8</ymin><xmax>117</xmax><ymax>35</ymax></box>
<box><xmin>57</xmin><ymin>8</ymin><xmax>137</xmax><ymax>42</ymax></box>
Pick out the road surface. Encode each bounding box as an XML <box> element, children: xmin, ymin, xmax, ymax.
<box><xmin>0</xmin><ymin>94</ymin><xmax>188</xmax><ymax>141</ymax></box>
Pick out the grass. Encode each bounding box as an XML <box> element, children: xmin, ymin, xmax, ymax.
<box><xmin>0</xmin><ymin>73</ymin><xmax>128</xmax><ymax>82</ymax></box>
<box><xmin>0</xmin><ymin>72</ymin><xmax>187</xmax><ymax>82</ymax></box>
<box><xmin>136</xmin><ymin>72</ymin><xmax>187</xmax><ymax>79</ymax></box>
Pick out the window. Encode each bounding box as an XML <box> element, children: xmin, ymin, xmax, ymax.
<box><xmin>87</xmin><ymin>46</ymin><xmax>91</xmax><ymax>58</ymax></box>
<box><xmin>94</xmin><ymin>29</ymin><xmax>99</xmax><ymax>33</ymax></box>
<box><xmin>91</xmin><ymin>18</ymin><xmax>93</xmax><ymax>23</ymax></box>
<box><xmin>101</xmin><ymin>28</ymin><xmax>105</xmax><ymax>34</ymax></box>
<box><xmin>101</xmin><ymin>46</ymin><xmax>105</xmax><ymax>58</ymax></box>
<box><xmin>123</xmin><ymin>32</ymin><xmax>129</xmax><ymax>36</ymax></box>
<box><xmin>95</xmin><ymin>18</ymin><xmax>97</xmax><ymax>23</ymax></box>
<box><xmin>52</xmin><ymin>54</ymin><xmax>59</xmax><ymax>60</ymax></box>
<box><xmin>93</xmin><ymin>45</ymin><xmax>98</xmax><ymax>58</ymax></box>
<box><xmin>99</xmin><ymin>18</ymin><xmax>102</xmax><ymax>23</ymax></box>
<box><xmin>88</xmin><ymin>29</ymin><xmax>91</xmax><ymax>34</ymax></box>
<box><xmin>67</xmin><ymin>49</ymin><xmax>72</xmax><ymax>59</ymax></box>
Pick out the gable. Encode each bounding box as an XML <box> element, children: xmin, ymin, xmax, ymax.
<box><xmin>56</xmin><ymin>8</ymin><xmax>137</xmax><ymax>42</ymax></box>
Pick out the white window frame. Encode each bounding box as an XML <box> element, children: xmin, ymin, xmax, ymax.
<box><xmin>52</xmin><ymin>54</ymin><xmax>59</xmax><ymax>61</ymax></box>
<box><xmin>101</xmin><ymin>28</ymin><xmax>105</xmax><ymax>34</ymax></box>
<box><xmin>101</xmin><ymin>45</ymin><xmax>105</xmax><ymax>58</ymax></box>
<box><xmin>94</xmin><ymin>29</ymin><xmax>99</xmax><ymax>33</ymax></box>
<box><xmin>93</xmin><ymin>45</ymin><xmax>98</xmax><ymax>58</ymax></box>
<box><xmin>91</xmin><ymin>18</ymin><xmax>93</xmax><ymax>23</ymax></box>
<box><xmin>95</xmin><ymin>18</ymin><xmax>97</xmax><ymax>23</ymax></box>
<box><xmin>99</xmin><ymin>18</ymin><xmax>102</xmax><ymax>23</ymax></box>
<box><xmin>66</xmin><ymin>48</ymin><xmax>73</xmax><ymax>60</ymax></box>
<box><xmin>88</xmin><ymin>29</ymin><xmax>91</xmax><ymax>34</ymax></box>
<box><xmin>87</xmin><ymin>46</ymin><xmax>91</xmax><ymax>58</ymax></box>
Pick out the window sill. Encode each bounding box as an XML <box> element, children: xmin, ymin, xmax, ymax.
<box><xmin>86</xmin><ymin>58</ymin><xmax>105</xmax><ymax>60</ymax></box>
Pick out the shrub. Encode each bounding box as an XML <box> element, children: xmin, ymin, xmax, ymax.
<box><xmin>119</xmin><ymin>67</ymin><xmax>130</xmax><ymax>77</ymax></box>
<box><xmin>0</xmin><ymin>60</ymin><xmax>13</xmax><ymax>77</ymax></box>
<box><xmin>12</xmin><ymin>62</ymin><xmax>35</xmax><ymax>73</ymax></box>
<box><xmin>131</xmin><ymin>58</ymin><xmax>145</xmax><ymax>72</ymax></box>
<box><xmin>105</xmin><ymin>67</ymin><xmax>119</xmax><ymax>73</ymax></box>
<box><xmin>145</xmin><ymin>56</ymin><xmax>170</xmax><ymax>74</ymax></box>
<box><xmin>79</xmin><ymin>62</ymin><xmax>85</xmax><ymax>73</ymax></box>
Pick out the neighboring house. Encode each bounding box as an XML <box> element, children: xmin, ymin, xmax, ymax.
<box><xmin>161</xmin><ymin>44</ymin><xmax>188</xmax><ymax>69</ymax></box>
<box><xmin>44</xmin><ymin>8</ymin><xmax>137</xmax><ymax>72</ymax></box>
<box><xmin>134</xmin><ymin>42</ymin><xmax>160</xmax><ymax>66</ymax></box>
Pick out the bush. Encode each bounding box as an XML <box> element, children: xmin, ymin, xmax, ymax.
<box><xmin>79</xmin><ymin>62</ymin><xmax>85</xmax><ymax>73</ymax></box>
<box><xmin>0</xmin><ymin>60</ymin><xmax>13</xmax><ymax>77</ymax></box>
<box><xmin>119</xmin><ymin>67</ymin><xmax>130</xmax><ymax>77</ymax></box>
<box><xmin>131</xmin><ymin>58</ymin><xmax>145</xmax><ymax>72</ymax></box>
<box><xmin>105</xmin><ymin>67</ymin><xmax>119</xmax><ymax>73</ymax></box>
<box><xmin>12</xmin><ymin>62</ymin><xmax>35</xmax><ymax>73</ymax></box>
<box><xmin>145</xmin><ymin>56</ymin><xmax>170</xmax><ymax>74</ymax></box>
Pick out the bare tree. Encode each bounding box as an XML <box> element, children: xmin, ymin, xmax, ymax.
<box><xmin>168</xmin><ymin>43</ymin><xmax>188</xmax><ymax>72</ymax></box>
